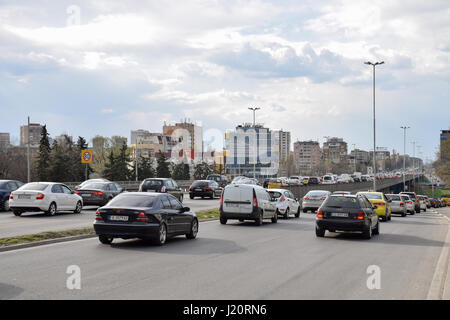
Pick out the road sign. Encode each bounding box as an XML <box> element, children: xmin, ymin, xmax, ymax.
<box><xmin>81</xmin><ymin>150</ymin><xmax>93</xmax><ymax>164</ymax></box>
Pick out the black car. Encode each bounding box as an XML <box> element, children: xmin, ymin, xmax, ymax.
<box><xmin>93</xmin><ymin>192</ymin><xmax>198</xmax><ymax>245</ymax></box>
<box><xmin>189</xmin><ymin>180</ymin><xmax>221</xmax><ymax>199</ymax></box>
<box><xmin>138</xmin><ymin>178</ymin><xmax>183</xmax><ymax>203</ymax></box>
<box><xmin>308</xmin><ymin>177</ymin><xmax>320</xmax><ymax>185</ymax></box>
<box><xmin>74</xmin><ymin>178</ymin><xmax>110</xmax><ymax>190</ymax></box>
<box><xmin>206</xmin><ymin>174</ymin><xmax>229</xmax><ymax>188</ymax></box>
<box><xmin>429</xmin><ymin>198</ymin><xmax>440</xmax><ymax>208</ymax></box>
<box><xmin>315</xmin><ymin>194</ymin><xmax>380</xmax><ymax>239</ymax></box>
<box><xmin>76</xmin><ymin>182</ymin><xmax>125</xmax><ymax>206</ymax></box>
<box><xmin>0</xmin><ymin>180</ymin><xmax>24</xmax><ymax>211</ymax></box>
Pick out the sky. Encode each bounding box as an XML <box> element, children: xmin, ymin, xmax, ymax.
<box><xmin>0</xmin><ymin>0</ymin><xmax>449</xmax><ymax>162</ymax></box>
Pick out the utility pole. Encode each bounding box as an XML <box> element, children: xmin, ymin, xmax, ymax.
<box><xmin>401</xmin><ymin>126</ymin><xmax>410</xmax><ymax>192</ymax></box>
<box><xmin>411</xmin><ymin>141</ymin><xmax>416</xmax><ymax>192</ymax></box>
<box><xmin>27</xmin><ymin>116</ymin><xmax>30</xmax><ymax>182</ymax></box>
<box><xmin>352</xmin><ymin>144</ymin><xmax>357</xmax><ymax>173</ymax></box>
<box><xmin>364</xmin><ymin>61</ymin><xmax>384</xmax><ymax>191</ymax></box>
<box><xmin>248</xmin><ymin>107</ymin><xmax>260</xmax><ymax>179</ymax></box>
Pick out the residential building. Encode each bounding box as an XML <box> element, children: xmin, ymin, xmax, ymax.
<box><xmin>20</xmin><ymin>123</ymin><xmax>43</xmax><ymax>148</ymax></box>
<box><xmin>322</xmin><ymin>137</ymin><xmax>348</xmax><ymax>165</ymax></box>
<box><xmin>293</xmin><ymin>140</ymin><xmax>320</xmax><ymax>174</ymax></box>
<box><xmin>0</xmin><ymin>133</ymin><xmax>10</xmax><ymax>149</ymax></box>
<box><xmin>163</xmin><ymin>120</ymin><xmax>203</xmax><ymax>162</ymax></box>
<box><xmin>276</xmin><ymin>130</ymin><xmax>291</xmax><ymax>176</ymax></box>
<box><xmin>441</xmin><ymin>129</ymin><xmax>450</xmax><ymax>160</ymax></box>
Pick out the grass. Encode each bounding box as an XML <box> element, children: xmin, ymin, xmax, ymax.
<box><xmin>0</xmin><ymin>210</ymin><xmax>219</xmax><ymax>248</ymax></box>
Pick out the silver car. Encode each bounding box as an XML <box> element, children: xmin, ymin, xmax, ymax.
<box><xmin>400</xmin><ymin>195</ymin><xmax>415</xmax><ymax>214</ymax></box>
<box><xmin>386</xmin><ymin>194</ymin><xmax>407</xmax><ymax>217</ymax></box>
<box><xmin>302</xmin><ymin>190</ymin><xmax>331</xmax><ymax>213</ymax></box>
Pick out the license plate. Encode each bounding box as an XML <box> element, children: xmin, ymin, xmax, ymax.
<box><xmin>109</xmin><ymin>215</ymin><xmax>129</xmax><ymax>221</ymax></box>
<box><xmin>226</xmin><ymin>203</ymin><xmax>239</xmax><ymax>207</ymax></box>
<box><xmin>82</xmin><ymin>194</ymin><xmax>91</xmax><ymax>197</ymax></box>
<box><xmin>331</xmin><ymin>212</ymin><xmax>349</xmax><ymax>218</ymax></box>
<box><xmin>18</xmin><ymin>194</ymin><xmax>31</xmax><ymax>199</ymax></box>
<box><xmin>195</xmin><ymin>189</ymin><xmax>202</xmax><ymax>191</ymax></box>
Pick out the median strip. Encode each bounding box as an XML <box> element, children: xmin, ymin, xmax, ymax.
<box><xmin>0</xmin><ymin>209</ymin><xmax>219</xmax><ymax>252</ymax></box>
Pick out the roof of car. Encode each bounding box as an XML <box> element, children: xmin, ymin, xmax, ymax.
<box><xmin>267</xmin><ymin>189</ymin><xmax>289</xmax><ymax>192</ymax></box>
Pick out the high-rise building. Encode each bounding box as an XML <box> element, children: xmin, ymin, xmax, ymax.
<box><xmin>322</xmin><ymin>137</ymin><xmax>348</xmax><ymax>165</ymax></box>
<box><xmin>224</xmin><ymin>123</ymin><xmax>279</xmax><ymax>178</ymax></box>
<box><xmin>20</xmin><ymin>123</ymin><xmax>43</xmax><ymax>148</ymax></box>
<box><xmin>277</xmin><ymin>130</ymin><xmax>291</xmax><ymax>163</ymax></box>
<box><xmin>163</xmin><ymin>120</ymin><xmax>203</xmax><ymax>162</ymax></box>
<box><xmin>130</xmin><ymin>130</ymin><xmax>174</xmax><ymax>159</ymax></box>
<box><xmin>0</xmin><ymin>133</ymin><xmax>10</xmax><ymax>149</ymax></box>
<box><xmin>293</xmin><ymin>141</ymin><xmax>320</xmax><ymax>174</ymax></box>
<box><xmin>441</xmin><ymin>129</ymin><xmax>450</xmax><ymax>160</ymax></box>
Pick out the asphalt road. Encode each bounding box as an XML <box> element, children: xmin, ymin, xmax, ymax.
<box><xmin>0</xmin><ymin>198</ymin><xmax>220</xmax><ymax>238</ymax></box>
<box><xmin>0</xmin><ymin>206</ymin><xmax>448</xmax><ymax>300</ymax></box>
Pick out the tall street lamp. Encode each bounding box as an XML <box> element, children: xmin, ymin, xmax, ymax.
<box><xmin>400</xmin><ymin>126</ymin><xmax>410</xmax><ymax>191</ymax></box>
<box><xmin>248</xmin><ymin>107</ymin><xmax>260</xmax><ymax>179</ymax></box>
<box><xmin>364</xmin><ymin>61</ymin><xmax>384</xmax><ymax>191</ymax></box>
<box><xmin>410</xmin><ymin>141</ymin><xmax>416</xmax><ymax>191</ymax></box>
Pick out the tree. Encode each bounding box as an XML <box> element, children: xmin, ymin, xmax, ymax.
<box><xmin>35</xmin><ymin>125</ymin><xmax>52</xmax><ymax>181</ymax></box>
<box><xmin>194</xmin><ymin>162</ymin><xmax>213</xmax><ymax>179</ymax></box>
<box><xmin>156</xmin><ymin>151</ymin><xmax>171</xmax><ymax>178</ymax></box>
<box><xmin>138</xmin><ymin>156</ymin><xmax>155</xmax><ymax>179</ymax></box>
<box><xmin>103</xmin><ymin>143</ymin><xmax>132</xmax><ymax>181</ymax></box>
<box><xmin>434</xmin><ymin>139</ymin><xmax>450</xmax><ymax>185</ymax></box>
<box><xmin>171</xmin><ymin>162</ymin><xmax>190</xmax><ymax>180</ymax></box>
<box><xmin>49</xmin><ymin>140</ymin><xmax>69</xmax><ymax>182</ymax></box>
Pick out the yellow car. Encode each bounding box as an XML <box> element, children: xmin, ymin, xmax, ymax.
<box><xmin>357</xmin><ymin>191</ymin><xmax>392</xmax><ymax>221</ymax></box>
<box><xmin>268</xmin><ymin>178</ymin><xmax>285</xmax><ymax>189</ymax></box>
<box><xmin>441</xmin><ymin>197</ymin><xmax>450</xmax><ymax>205</ymax></box>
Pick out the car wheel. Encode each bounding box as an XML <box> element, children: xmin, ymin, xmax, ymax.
<box><xmin>402</xmin><ymin>211</ymin><xmax>406</xmax><ymax>217</ymax></box>
<box><xmin>179</xmin><ymin>194</ymin><xmax>183</xmax><ymax>203</ymax></box>
<box><xmin>73</xmin><ymin>201</ymin><xmax>82</xmax><ymax>214</ymax></box>
<box><xmin>99</xmin><ymin>235</ymin><xmax>113</xmax><ymax>244</ymax></box>
<box><xmin>271</xmin><ymin>212</ymin><xmax>278</xmax><ymax>223</ymax></box>
<box><xmin>373</xmin><ymin>221</ymin><xmax>380</xmax><ymax>235</ymax></box>
<box><xmin>186</xmin><ymin>219</ymin><xmax>198</xmax><ymax>239</ymax></box>
<box><xmin>2</xmin><ymin>199</ymin><xmax>10</xmax><ymax>211</ymax></box>
<box><xmin>13</xmin><ymin>210</ymin><xmax>22</xmax><ymax>217</ymax></box>
<box><xmin>303</xmin><ymin>209</ymin><xmax>308</xmax><ymax>213</ymax></box>
<box><xmin>363</xmin><ymin>223</ymin><xmax>372</xmax><ymax>239</ymax></box>
<box><xmin>220</xmin><ymin>217</ymin><xmax>227</xmax><ymax>225</ymax></box>
<box><xmin>189</xmin><ymin>194</ymin><xmax>194</xmax><ymax>199</ymax></box>
<box><xmin>381</xmin><ymin>216</ymin><xmax>387</xmax><ymax>222</ymax></box>
<box><xmin>46</xmin><ymin>202</ymin><xmax>57</xmax><ymax>216</ymax></box>
<box><xmin>295</xmin><ymin>207</ymin><xmax>300</xmax><ymax>218</ymax></box>
<box><xmin>424</xmin><ymin>208</ymin><xmax>427</xmax><ymax>212</ymax></box>
<box><xmin>239</xmin><ymin>219</ymin><xmax>244</xmax><ymax>222</ymax></box>
<box><xmin>284</xmin><ymin>207</ymin><xmax>289</xmax><ymax>219</ymax></box>
<box><xmin>315</xmin><ymin>225</ymin><xmax>325</xmax><ymax>237</ymax></box>
<box><xmin>155</xmin><ymin>223</ymin><xmax>167</xmax><ymax>246</ymax></box>
<box><xmin>255</xmin><ymin>212</ymin><xmax>263</xmax><ymax>226</ymax></box>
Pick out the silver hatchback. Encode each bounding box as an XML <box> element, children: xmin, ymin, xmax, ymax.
<box><xmin>302</xmin><ymin>190</ymin><xmax>331</xmax><ymax>213</ymax></box>
<box><xmin>386</xmin><ymin>194</ymin><xmax>407</xmax><ymax>217</ymax></box>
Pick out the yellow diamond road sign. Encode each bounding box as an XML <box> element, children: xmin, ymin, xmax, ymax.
<box><xmin>81</xmin><ymin>150</ymin><xmax>93</xmax><ymax>164</ymax></box>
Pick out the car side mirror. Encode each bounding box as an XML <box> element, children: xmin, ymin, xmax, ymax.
<box><xmin>71</xmin><ymin>190</ymin><xmax>75</xmax><ymax>194</ymax></box>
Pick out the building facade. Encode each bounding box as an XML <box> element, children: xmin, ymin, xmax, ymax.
<box><xmin>163</xmin><ymin>120</ymin><xmax>203</xmax><ymax>162</ymax></box>
<box><xmin>293</xmin><ymin>140</ymin><xmax>320</xmax><ymax>174</ymax></box>
<box><xmin>20</xmin><ymin>123</ymin><xmax>43</xmax><ymax>148</ymax></box>
<box><xmin>0</xmin><ymin>133</ymin><xmax>10</xmax><ymax>150</ymax></box>
<box><xmin>322</xmin><ymin>137</ymin><xmax>348</xmax><ymax>165</ymax></box>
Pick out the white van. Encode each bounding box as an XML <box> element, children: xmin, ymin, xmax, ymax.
<box><xmin>219</xmin><ymin>184</ymin><xmax>277</xmax><ymax>226</ymax></box>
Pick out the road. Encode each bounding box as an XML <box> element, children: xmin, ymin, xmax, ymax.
<box><xmin>0</xmin><ymin>206</ymin><xmax>448</xmax><ymax>300</ymax></box>
<box><xmin>0</xmin><ymin>198</ymin><xmax>220</xmax><ymax>238</ymax></box>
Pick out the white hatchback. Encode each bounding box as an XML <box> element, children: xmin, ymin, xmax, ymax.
<box><xmin>9</xmin><ymin>182</ymin><xmax>83</xmax><ymax>216</ymax></box>
<box><xmin>268</xmin><ymin>189</ymin><xmax>301</xmax><ymax>218</ymax></box>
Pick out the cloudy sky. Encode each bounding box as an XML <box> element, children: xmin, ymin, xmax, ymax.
<box><xmin>1</xmin><ymin>0</ymin><xmax>449</xmax><ymax>161</ymax></box>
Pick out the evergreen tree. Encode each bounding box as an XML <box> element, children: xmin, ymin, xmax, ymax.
<box><xmin>114</xmin><ymin>143</ymin><xmax>132</xmax><ymax>181</ymax></box>
<box><xmin>35</xmin><ymin>125</ymin><xmax>52</xmax><ymax>181</ymax></box>
<box><xmin>138</xmin><ymin>156</ymin><xmax>155</xmax><ymax>180</ymax></box>
<box><xmin>156</xmin><ymin>151</ymin><xmax>171</xmax><ymax>178</ymax></box>
<box><xmin>183</xmin><ymin>163</ymin><xmax>191</xmax><ymax>180</ymax></box>
<box><xmin>194</xmin><ymin>162</ymin><xmax>213</xmax><ymax>179</ymax></box>
<box><xmin>49</xmin><ymin>140</ymin><xmax>69</xmax><ymax>182</ymax></box>
<box><xmin>75</xmin><ymin>136</ymin><xmax>93</xmax><ymax>181</ymax></box>
<box><xmin>171</xmin><ymin>162</ymin><xmax>186</xmax><ymax>180</ymax></box>
<box><xmin>103</xmin><ymin>151</ymin><xmax>115</xmax><ymax>181</ymax></box>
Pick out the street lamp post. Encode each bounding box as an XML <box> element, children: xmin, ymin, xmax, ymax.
<box><xmin>400</xmin><ymin>126</ymin><xmax>410</xmax><ymax>191</ymax></box>
<box><xmin>411</xmin><ymin>141</ymin><xmax>416</xmax><ymax>192</ymax></box>
<box><xmin>352</xmin><ymin>144</ymin><xmax>357</xmax><ymax>173</ymax></box>
<box><xmin>248</xmin><ymin>107</ymin><xmax>260</xmax><ymax>179</ymax></box>
<box><xmin>364</xmin><ymin>61</ymin><xmax>384</xmax><ymax>191</ymax></box>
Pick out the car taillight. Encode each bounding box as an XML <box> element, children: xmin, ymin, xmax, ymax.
<box><xmin>189</xmin><ymin>187</ymin><xmax>193</xmax><ymax>190</ymax></box>
<box><xmin>204</xmin><ymin>187</ymin><xmax>211</xmax><ymax>191</ymax></box>
<box><xmin>280</xmin><ymin>195</ymin><xmax>285</xmax><ymax>201</ymax></box>
<box><xmin>320</xmin><ymin>197</ymin><xmax>326</xmax><ymax>200</ymax></box>
<box><xmin>36</xmin><ymin>193</ymin><xmax>45</xmax><ymax>200</ymax></box>
<box><xmin>373</xmin><ymin>202</ymin><xmax>385</xmax><ymax>206</ymax></box>
<box><xmin>253</xmin><ymin>197</ymin><xmax>258</xmax><ymax>207</ymax></box>
<box><xmin>219</xmin><ymin>195</ymin><xmax>223</xmax><ymax>207</ymax></box>
<box><xmin>415</xmin><ymin>197</ymin><xmax>418</xmax><ymax>202</ymax></box>
<box><xmin>93</xmin><ymin>192</ymin><xmax>103</xmax><ymax>196</ymax></box>
<box><xmin>400</xmin><ymin>202</ymin><xmax>404</xmax><ymax>207</ymax></box>
<box><xmin>316</xmin><ymin>209</ymin><xmax>323</xmax><ymax>218</ymax></box>
<box><xmin>161</xmin><ymin>186</ymin><xmax>166</xmax><ymax>192</ymax></box>
<box><xmin>136</xmin><ymin>212</ymin><xmax>148</xmax><ymax>222</ymax></box>
<box><xmin>9</xmin><ymin>193</ymin><xmax>13</xmax><ymax>199</ymax></box>
<box><xmin>95</xmin><ymin>210</ymin><xmax>103</xmax><ymax>221</ymax></box>
<box><xmin>75</xmin><ymin>191</ymin><xmax>80</xmax><ymax>195</ymax></box>
<box><xmin>356</xmin><ymin>211</ymin><xmax>365</xmax><ymax>220</ymax></box>
<box><xmin>303</xmin><ymin>197</ymin><xmax>310</xmax><ymax>200</ymax></box>
<box><xmin>409</xmin><ymin>201</ymin><xmax>412</xmax><ymax>204</ymax></box>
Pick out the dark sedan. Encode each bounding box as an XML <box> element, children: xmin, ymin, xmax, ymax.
<box><xmin>189</xmin><ymin>180</ymin><xmax>221</xmax><ymax>199</ymax></box>
<box><xmin>93</xmin><ymin>192</ymin><xmax>198</xmax><ymax>245</ymax></box>
<box><xmin>0</xmin><ymin>180</ymin><xmax>24</xmax><ymax>211</ymax></box>
<box><xmin>315</xmin><ymin>194</ymin><xmax>380</xmax><ymax>239</ymax></box>
<box><xmin>138</xmin><ymin>178</ymin><xmax>183</xmax><ymax>203</ymax></box>
<box><xmin>76</xmin><ymin>182</ymin><xmax>125</xmax><ymax>206</ymax></box>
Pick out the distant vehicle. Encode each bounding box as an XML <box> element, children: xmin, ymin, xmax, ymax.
<box><xmin>307</xmin><ymin>177</ymin><xmax>320</xmax><ymax>185</ymax></box>
<box><xmin>206</xmin><ymin>174</ymin><xmax>229</xmax><ymax>188</ymax></box>
<box><xmin>219</xmin><ymin>184</ymin><xmax>277</xmax><ymax>225</ymax></box>
<box><xmin>400</xmin><ymin>194</ymin><xmax>415</xmax><ymax>214</ymax></box>
<box><xmin>356</xmin><ymin>192</ymin><xmax>392</xmax><ymax>221</ymax></box>
<box><xmin>417</xmin><ymin>195</ymin><xmax>428</xmax><ymax>212</ymax></box>
<box><xmin>301</xmin><ymin>177</ymin><xmax>310</xmax><ymax>185</ymax></box>
<box><xmin>76</xmin><ymin>182</ymin><xmax>125</xmax><ymax>207</ymax></box>
<box><xmin>74</xmin><ymin>178</ymin><xmax>110</xmax><ymax>191</ymax></box>
<box><xmin>0</xmin><ymin>180</ymin><xmax>24</xmax><ymax>211</ymax></box>
<box><xmin>94</xmin><ymin>192</ymin><xmax>198</xmax><ymax>245</ymax></box>
<box><xmin>268</xmin><ymin>178</ymin><xmax>283</xmax><ymax>189</ymax></box>
<box><xmin>287</xmin><ymin>176</ymin><xmax>302</xmax><ymax>186</ymax></box>
<box><xmin>385</xmin><ymin>194</ymin><xmax>407</xmax><ymax>217</ymax></box>
<box><xmin>440</xmin><ymin>198</ymin><xmax>447</xmax><ymax>207</ymax></box>
<box><xmin>267</xmin><ymin>189</ymin><xmax>301</xmax><ymax>219</ymax></box>
<box><xmin>138</xmin><ymin>178</ymin><xmax>183</xmax><ymax>203</ymax></box>
<box><xmin>332</xmin><ymin>191</ymin><xmax>351</xmax><ymax>195</ymax></box>
<box><xmin>429</xmin><ymin>198</ymin><xmax>440</xmax><ymax>208</ymax></box>
<box><xmin>399</xmin><ymin>192</ymin><xmax>420</xmax><ymax>213</ymax></box>
<box><xmin>189</xmin><ymin>180</ymin><xmax>222</xmax><ymax>199</ymax></box>
<box><xmin>441</xmin><ymin>197</ymin><xmax>450</xmax><ymax>206</ymax></box>
<box><xmin>322</xmin><ymin>175</ymin><xmax>336</xmax><ymax>185</ymax></box>
<box><xmin>315</xmin><ymin>194</ymin><xmax>380</xmax><ymax>239</ymax></box>
<box><xmin>231</xmin><ymin>176</ymin><xmax>260</xmax><ymax>185</ymax></box>
<box><xmin>9</xmin><ymin>182</ymin><xmax>83</xmax><ymax>217</ymax></box>
<box><xmin>302</xmin><ymin>190</ymin><xmax>331</xmax><ymax>213</ymax></box>
<box><xmin>360</xmin><ymin>175</ymin><xmax>369</xmax><ymax>182</ymax></box>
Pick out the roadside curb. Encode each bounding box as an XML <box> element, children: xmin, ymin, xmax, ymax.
<box><xmin>0</xmin><ymin>218</ymin><xmax>219</xmax><ymax>253</ymax></box>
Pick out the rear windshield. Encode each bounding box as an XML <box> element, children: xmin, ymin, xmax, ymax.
<box><xmin>81</xmin><ymin>183</ymin><xmax>107</xmax><ymax>190</ymax></box>
<box><xmin>323</xmin><ymin>196</ymin><xmax>360</xmax><ymax>208</ymax></box>
<box><xmin>268</xmin><ymin>191</ymin><xmax>282</xmax><ymax>198</ymax></box>
<box><xmin>387</xmin><ymin>195</ymin><xmax>401</xmax><ymax>201</ymax></box>
<box><xmin>192</xmin><ymin>181</ymin><xmax>209</xmax><ymax>187</ymax></box>
<box><xmin>270</xmin><ymin>179</ymin><xmax>281</xmax><ymax>183</ymax></box>
<box><xmin>20</xmin><ymin>183</ymin><xmax>48</xmax><ymax>191</ymax></box>
<box><xmin>309</xmin><ymin>178</ymin><xmax>318</xmax><ymax>182</ymax></box>
<box><xmin>107</xmin><ymin>194</ymin><xmax>156</xmax><ymax>208</ymax></box>
<box><xmin>359</xmin><ymin>193</ymin><xmax>382</xmax><ymax>200</ymax></box>
<box><xmin>307</xmin><ymin>191</ymin><xmax>328</xmax><ymax>197</ymax></box>
<box><xmin>400</xmin><ymin>196</ymin><xmax>410</xmax><ymax>201</ymax></box>
<box><xmin>144</xmin><ymin>180</ymin><xmax>163</xmax><ymax>187</ymax></box>
<box><xmin>323</xmin><ymin>176</ymin><xmax>332</xmax><ymax>180</ymax></box>
<box><xmin>207</xmin><ymin>175</ymin><xmax>220</xmax><ymax>181</ymax></box>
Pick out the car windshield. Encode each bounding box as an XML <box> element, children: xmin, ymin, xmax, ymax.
<box><xmin>81</xmin><ymin>183</ymin><xmax>106</xmax><ymax>190</ymax></box>
<box><xmin>20</xmin><ymin>183</ymin><xmax>48</xmax><ymax>191</ymax></box>
<box><xmin>359</xmin><ymin>193</ymin><xmax>382</xmax><ymax>200</ymax></box>
<box><xmin>192</xmin><ymin>181</ymin><xmax>209</xmax><ymax>187</ymax></box>
<box><xmin>144</xmin><ymin>180</ymin><xmax>163</xmax><ymax>186</ymax></box>
<box><xmin>268</xmin><ymin>191</ymin><xmax>282</xmax><ymax>198</ymax></box>
<box><xmin>323</xmin><ymin>196</ymin><xmax>360</xmax><ymax>208</ymax></box>
<box><xmin>107</xmin><ymin>194</ymin><xmax>156</xmax><ymax>208</ymax></box>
